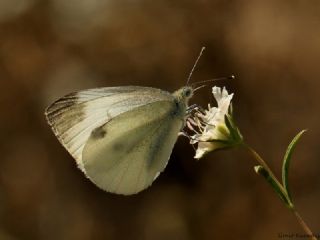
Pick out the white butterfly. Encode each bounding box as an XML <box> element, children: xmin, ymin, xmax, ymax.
<box><xmin>45</xmin><ymin>85</ymin><xmax>194</xmax><ymax>195</ymax></box>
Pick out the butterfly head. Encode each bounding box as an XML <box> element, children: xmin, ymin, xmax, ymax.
<box><xmin>173</xmin><ymin>86</ymin><xmax>194</xmax><ymax>103</ymax></box>
<box><xmin>172</xmin><ymin>86</ymin><xmax>194</xmax><ymax>118</ymax></box>
<box><xmin>171</xmin><ymin>86</ymin><xmax>194</xmax><ymax>118</ymax></box>
<box><xmin>182</xmin><ymin>86</ymin><xmax>193</xmax><ymax>98</ymax></box>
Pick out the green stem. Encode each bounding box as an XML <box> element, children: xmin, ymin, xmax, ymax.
<box><xmin>243</xmin><ymin>144</ymin><xmax>317</xmax><ymax>240</ymax></box>
<box><xmin>245</xmin><ymin>144</ymin><xmax>287</xmax><ymax>196</ymax></box>
<box><xmin>293</xmin><ymin>210</ymin><xmax>317</xmax><ymax>240</ymax></box>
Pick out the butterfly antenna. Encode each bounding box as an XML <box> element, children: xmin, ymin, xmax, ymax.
<box><xmin>191</xmin><ymin>74</ymin><xmax>235</xmax><ymax>87</ymax></box>
<box><xmin>193</xmin><ymin>84</ymin><xmax>207</xmax><ymax>92</ymax></box>
<box><xmin>186</xmin><ymin>46</ymin><xmax>206</xmax><ymax>86</ymax></box>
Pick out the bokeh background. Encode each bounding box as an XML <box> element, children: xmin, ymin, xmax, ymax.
<box><xmin>0</xmin><ymin>0</ymin><xmax>319</xmax><ymax>239</ymax></box>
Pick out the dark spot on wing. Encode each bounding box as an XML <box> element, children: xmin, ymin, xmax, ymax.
<box><xmin>113</xmin><ymin>142</ymin><xmax>123</xmax><ymax>151</ymax></box>
<box><xmin>91</xmin><ymin>126</ymin><xmax>107</xmax><ymax>139</ymax></box>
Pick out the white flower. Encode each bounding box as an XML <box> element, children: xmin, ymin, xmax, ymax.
<box><xmin>187</xmin><ymin>86</ymin><xmax>242</xmax><ymax>159</ymax></box>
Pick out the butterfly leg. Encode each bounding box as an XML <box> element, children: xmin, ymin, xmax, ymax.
<box><xmin>186</xmin><ymin>104</ymin><xmax>205</xmax><ymax>118</ymax></box>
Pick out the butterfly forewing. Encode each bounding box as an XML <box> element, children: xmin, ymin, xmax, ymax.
<box><xmin>45</xmin><ymin>86</ymin><xmax>173</xmax><ymax>171</ymax></box>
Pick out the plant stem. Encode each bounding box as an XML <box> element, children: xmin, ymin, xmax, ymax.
<box><xmin>243</xmin><ymin>144</ymin><xmax>317</xmax><ymax>240</ymax></box>
<box><xmin>293</xmin><ymin>210</ymin><xmax>317</xmax><ymax>240</ymax></box>
<box><xmin>244</xmin><ymin>144</ymin><xmax>287</xmax><ymax>195</ymax></box>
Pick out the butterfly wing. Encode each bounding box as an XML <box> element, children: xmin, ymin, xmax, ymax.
<box><xmin>82</xmin><ymin>100</ymin><xmax>184</xmax><ymax>195</ymax></box>
<box><xmin>45</xmin><ymin>86</ymin><xmax>173</xmax><ymax>171</ymax></box>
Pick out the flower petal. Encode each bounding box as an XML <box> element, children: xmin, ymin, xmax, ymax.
<box><xmin>188</xmin><ymin>86</ymin><xmax>239</xmax><ymax>159</ymax></box>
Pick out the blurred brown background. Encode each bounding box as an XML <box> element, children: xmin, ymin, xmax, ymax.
<box><xmin>0</xmin><ymin>0</ymin><xmax>319</xmax><ymax>239</ymax></box>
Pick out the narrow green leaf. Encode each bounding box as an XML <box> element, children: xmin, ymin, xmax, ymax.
<box><xmin>202</xmin><ymin>139</ymin><xmax>231</xmax><ymax>144</ymax></box>
<box><xmin>282</xmin><ymin>130</ymin><xmax>307</xmax><ymax>201</ymax></box>
<box><xmin>254</xmin><ymin>165</ymin><xmax>293</xmax><ymax>209</ymax></box>
<box><xmin>228</xmin><ymin>103</ymin><xmax>234</xmax><ymax>115</ymax></box>
<box><xmin>235</xmin><ymin>126</ymin><xmax>243</xmax><ymax>142</ymax></box>
<box><xmin>224</xmin><ymin>114</ymin><xmax>236</xmax><ymax>140</ymax></box>
<box><xmin>225</xmin><ymin>114</ymin><xmax>243</xmax><ymax>143</ymax></box>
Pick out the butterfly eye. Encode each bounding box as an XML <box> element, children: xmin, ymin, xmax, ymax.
<box><xmin>184</xmin><ymin>88</ymin><xmax>192</xmax><ymax>97</ymax></box>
